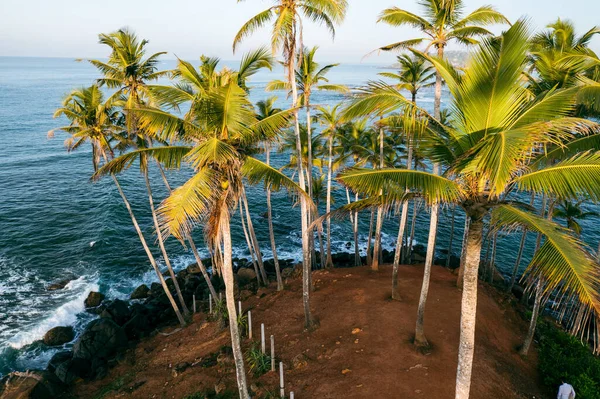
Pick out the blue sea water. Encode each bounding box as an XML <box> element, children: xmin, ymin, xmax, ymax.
<box><xmin>0</xmin><ymin>56</ymin><xmax>598</xmax><ymax>376</ymax></box>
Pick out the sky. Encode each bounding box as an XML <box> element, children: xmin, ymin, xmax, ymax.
<box><xmin>0</xmin><ymin>0</ymin><xmax>599</xmax><ymax>63</ymax></box>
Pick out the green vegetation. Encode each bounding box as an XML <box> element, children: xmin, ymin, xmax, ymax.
<box><xmin>245</xmin><ymin>342</ymin><xmax>273</xmax><ymax>377</ymax></box>
<box><xmin>538</xmin><ymin>321</ymin><xmax>600</xmax><ymax>398</ymax></box>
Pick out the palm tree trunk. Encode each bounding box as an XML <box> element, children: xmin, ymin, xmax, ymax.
<box><xmin>520</xmin><ymin>279</ymin><xmax>543</xmax><ymax>356</ymax></box>
<box><xmin>325</xmin><ymin>135</ymin><xmax>334</xmax><ymax>269</ymax></box>
<box><xmin>353</xmin><ymin>193</ymin><xmax>361</xmax><ymax>267</ymax></box>
<box><xmin>406</xmin><ymin>199</ymin><xmax>420</xmax><ymax>263</ymax></box>
<box><xmin>508</xmin><ymin>193</ymin><xmax>535</xmax><ymax>293</ymax></box>
<box><xmin>346</xmin><ymin>188</ymin><xmax>354</xmax><ymax>224</ymax></box>
<box><xmin>392</xmin><ymin>138</ymin><xmax>413</xmax><ymax>299</ymax></box>
<box><xmin>155</xmin><ymin>161</ymin><xmax>218</xmax><ymax>300</ymax></box>
<box><xmin>289</xmin><ymin>32</ymin><xmax>314</xmax><ymax>328</ymax></box>
<box><xmin>242</xmin><ymin>190</ymin><xmax>268</xmax><ymax>284</ymax></box>
<box><xmin>434</xmin><ymin>46</ymin><xmax>443</xmax><ymax>119</ymax></box>
<box><xmin>414</xmin><ymin>176</ymin><xmax>440</xmax><ymax>348</ymax></box>
<box><xmin>366</xmin><ymin>208</ymin><xmax>375</xmax><ymax>265</ymax></box>
<box><xmin>220</xmin><ymin>208</ymin><xmax>250</xmax><ymax>399</ymax></box>
<box><xmin>455</xmin><ymin>214</ymin><xmax>484</xmax><ymax>399</ymax></box>
<box><xmin>372</xmin><ymin>124</ymin><xmax>385</xmax><ymax>270</ymax></box>
<box><xmin>239</xmin><ymin>201</ymin><xmax>262</xmax><ymax>286</ymax></box>
<box><xmin>488</xmin><ymin>231</ymin><xmax>498</xmax><ymax>284</ymax></box>
<box><xmin>456</xmin><ymin>216</ymin><xmax>470</xmax><ymax>288</ymax></box>
<box><xmin>143</xmin><ymin>168</ymin><xmax>189</xmax><ymax>315</ymax></box>
<box><xmin>111</xmin><ymin>174</ymin><xmax>185</xmax><ymax>326</ymax></box>
<box><xmin>266</xmin><ymin>144</ymin><xmax>283</xmax><ymax>290</ymax></box>
<box><xmin>446</xmin><ymin>204</ymin><xmax>457</xmax><ymax>268</ymax></box>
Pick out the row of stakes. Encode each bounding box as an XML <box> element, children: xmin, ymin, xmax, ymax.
<box><xmin>190</xmin><ymin>293</ymin><xmax>295</xmax><ymax>399</ymax></box>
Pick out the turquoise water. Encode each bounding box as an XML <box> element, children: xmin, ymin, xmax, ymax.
<box><xmin>0</xmin><ymin>56</ymin><xmax>598</xmax><ymax>375</ymax></box>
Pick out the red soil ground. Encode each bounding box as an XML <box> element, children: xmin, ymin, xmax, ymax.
<box><xmin>73</xmin><ymin>264</ymin><xmax>544</xmax><ymax>399</ymax></box>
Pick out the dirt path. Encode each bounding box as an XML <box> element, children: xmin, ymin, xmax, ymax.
<box><xmin>74</xmin><ymin>264</ymin><xmax>543</xmax><ymax>399</ymax></box>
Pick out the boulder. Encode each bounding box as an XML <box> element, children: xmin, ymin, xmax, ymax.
<box><xmin>46</xmin><ymin>351</ymin><xmax>72</xmax><ymax>374</ymax></box>
<box><xmin>84</xmin><ymin>291</ymin><xmax>105</xmax><ymax>308</ymax></box>
<box><xmin>130</xmin><ymin>284</ymin><xmax>150</xmax><ymax>300</ymax></box>
<box><xmin>100</xmin><ymin>299</ymin><xmax>131</xmax><ymax>326</ymax></box>
<box><xmin>47</xmin><ymin>277</ymin><xmax>74</xmax><ymax>291</ymax></box>
<box><xmin>281</xmin><ymin>268</ymin><xmax>295</xmax><ymax>279</ymax></box>
<box><xmin>54</xmin><ymin>357</ymin><xmax>91</xmax><ymax>384</ymax></box>
<box><xmin>236</xmin><ymin>268</ymin><xmax>257</xmax><ymax>286</ymax></box>
<box><xmin>123</xmin><ymin>312</ymin><xmax>151</xmax><ymax>340</ymax></box>
<box><xmin>148</xmin><ymin>282</ymin><xmax>163</xmax><ymax>297</ymax></box>
<box><xmin>0</xmin><ymin>371</ymin><xmax>64</xmax><ymax>399</ymax></box>
<box><xmin>43</xmin><ymin>326</ymin><xmax>75</xmax><ymax>346</ymax></box>
<box><xmin>73</xmin><ymin>318</ymin><xmax>127</xmax><ymax>361</ymax></box>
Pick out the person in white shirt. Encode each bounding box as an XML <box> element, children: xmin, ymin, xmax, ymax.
<box><xmin>557</xmin><ymin>381</ymin><xmax>576</xmax><ymax>399</ymax></box>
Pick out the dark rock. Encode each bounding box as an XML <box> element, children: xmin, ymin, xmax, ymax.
<box><xmin>123</xmin><ymin>313</ymin><xmax>151</xmax><ymax>340</ymax></box>
<box><xmin>174</xmin><ymin>362</ymin><xmax>190</xmax><ymax>373</ymax></box>
<box><xmin>281</xmin><ymin>268</ymin><xmax>294</xmax><ymax>279</ymax></box>
<box><xmin>47</xmin><ymin>351</ymin><xmax>72</xmax><ymax>374</ymax></box>
<box><xmin>0</xmin><ymin>370</ymin><xmax>65</xmax><ymax>398</ymax></box>
<box><xmin>412</xmin><ymin>244</ymin><xmax>427</xmax><ymax>258</ymax></box>
<box><xmin>100</xmin><ymin>299</ymin><xmax>131</xmax><ymax>326</ymax></box>
<box><xmin>54</xmin><ymin>357</ymin><xmax>91</xmax><ymax>384</ymax></box>
<box><xmin>43</xmin><ymin>326</ymin><xmax>75</xmax><ymax>346</ymax></box>
<box><xmin>84</xmin><ymin>291</ymin><xmax>105</xmax><ymax>308</ymax></box>
<box><xmin>237</xmin><ymin>268</ymin><xmax>257</xmax><ymax>286</ymax></box>
<box><xmin>184</xmin><ymin>274</ymin><xmax>201</xmax><ymax>292</ymax></box>
<box><xmin>73</xmin><ymin>318</ymin><xmax>127</xmax><ymax>361</ymax></box>
<box><xmin>512</xmin><ymin>284</ymin><xmax>525</xmax><ymax>300</ymax></box>
<box><xmin>130</xmin><ymin>284</ymin><xmax>150</xmax><ymax>300</ymax></box>
<box><xmin>47</xmin><ymin>277</ymin><xmax>75</xmax><ymax>291</ymax></box>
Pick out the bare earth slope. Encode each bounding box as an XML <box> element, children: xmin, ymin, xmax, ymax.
<box><xmin>74</xmin><ymin>264</ymin><xmax>543</xmax><ymax>399</ymax></box>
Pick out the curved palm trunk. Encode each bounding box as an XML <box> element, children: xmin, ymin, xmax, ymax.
<box><xmin>414</xmin><ymin>173</ymin><xmax>440</xmax><ymax>348</ymax></box>
<box><xmin>239</xmin><ymin>202</ymin><xmax>262</xmax><ymax>286</ymax></box>
<box><xmin>446</xmin><ymin>204</ymin><xmax>457</xmax><ymax>268</ymax></box>
<box><xmin>346</xmin><ymin>188</ymin><xmax>354</xmax><ymax>224</ymax></box>
<box><xmin>242</xmin><ymin>190</ymin><xmax>268</xmax><ymax>284</ymax></box>
<box><xmin>316</xmin><ymin>207</ymin><xmax>326</xmax><ymax>269</ymax></box>
<box><xmin>520</xmin><ymin>279</ymin><xmax>543</xmax><ymax>356</ymax></box>
<box><xmin>156</xmin><ymin>162</ymin><xmax>218</xmax><ymax>300</ymax></box>
<box><xmin>289</xmin><ymin>33</ymin><xmax>314</xmax><ymax>328</ymax></box>
<box><xmin>392</xmin><ymin>138</ymin><xmax>413</xmax><ymax>299</ymax></box>
<box><xmin>143</xmin><ymin>168</ymin><xmax>189</xmax><ymax>315</ymax></box>
<box><xmin>220</xmin><ymin>209</ymin><xmax>250</xmax><ymax>399</ymax></box>
<box><xmin>111</xmin><ymin>174</ymin><xmax>185</xmax><ymax>327</ymax></box>
<box><xmin>455</xmin><ymin>214</ymin><xmax>484</xmax><ymax>399</ymax></box>
<box><xmin>266</xmin><ymin>144</ymin><xmax>283</xmax><ymax>290</ymax></box>
<box><xmin>325</xmin><ymin>135</ymin><xmax>334</xmax><ymax>269</ymax></box>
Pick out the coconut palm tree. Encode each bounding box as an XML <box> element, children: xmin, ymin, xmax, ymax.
<box><xmin>316</xmin><ymin>104</ymin><xmax>345</xmax><ymax>268</ymax></box>
<box><xmin>51</xmin><ymin>85</ymin><xmax>187</xmax><ymax>327</ymax></box>
<box><xmin>379</xmin><ymin>54</ymin><xmax>435</xmax><ymax>103</ymax></box>
<box><xmin>97</xmin><ymin>70</ymin><xmax>306</xmax><ymax>398</ymax></box>
<box><xmin>234</xmin><ymin>0</ymin><xmax>348</xmax><ymax>328</ymax></box>
<box><xmin>377</xmin><ymin>0</ymin><xmax>509</xmax><ymax>298</ymax></box>
<box><xmin>338</xmin><ymin>20</ymin><xmax>600</xmax><ymax>399</ymax></box>
<box><xmin>553</xmin><ymin>199</ymin><xmax>599</xmax><ymax>236</ymax></box>
<box><xmin>88</xmin><ymin>28</ymin><xmax>193</xmax><ymax>315</ymax></box>
<box><xmin>256</xmin><ymin>97</ymin><xmax>286</xmax><ymax>290</ymax></box>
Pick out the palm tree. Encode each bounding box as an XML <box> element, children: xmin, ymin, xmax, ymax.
<box><xmin>553</xmin><ymin>199</ymin><xmax>599</xmax><ymax>236</ymax></box>
<box><xmin>88</xmin><ymin>29</ymin><xmax>193</xmax><ymax>315</ymax></box>
<box><xmin>316</xmin><ymin>104</ymin><xmax>345</xmax><ymax>268</ymax></box>
<box><xmin>377</xmin><ymin>0</ymin><xmax>509</xmax><ymax>297</ymax></box>
<box><xmin>234</xmin><ymin>0</ymin><xmax>348</xmax><ymax>328</ymax></box>
<box><xmin>379</xmin><ymin>54</ymin><xmax>435</xmax><ymax>103</ymax></box>
<box><xmin>257</xmin><ymin>97</ymin><xmax>285</xmax><ymax>290</ymax></box>
<box><xmin>51</xmin><ymin>86</ymin><xmax>187</xmax><ymax>327</ymax></box>
<box><xmin>338</xmin><ymin>20</ymin><xmax>600</xmax><ymax>399</ymax></box>
<box><xmin>98</xmin><ymin>67</ymin><xmax>306</xmax><ymax>398</ymax></box>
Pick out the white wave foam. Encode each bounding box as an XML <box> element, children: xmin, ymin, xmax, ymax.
<box><xmin>6</xmin><ymin>276</ymin><xmax>99</xmax><ymax>349</ymax></box>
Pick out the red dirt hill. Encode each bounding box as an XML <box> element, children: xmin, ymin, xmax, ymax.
<box><xmin>73</xmin><ymin>264</ymin><xmax>543</xmax><ymax>399</ymax></box>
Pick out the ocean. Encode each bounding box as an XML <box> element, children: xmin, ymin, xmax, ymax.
<box><xmin>0</xmin><ymin>56</ymin><xmax>598</xmax><ymax>376</ymax></box>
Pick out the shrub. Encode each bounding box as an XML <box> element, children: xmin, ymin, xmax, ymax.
<box><xmin>537</xmin><ymin>321</ymin><xmax>600</xmax><ymax>399</ymax></box>
<box><xmin>245</xmin><ymin>342</ymin><xmax>272</xmax><ymax>377</ymax></box>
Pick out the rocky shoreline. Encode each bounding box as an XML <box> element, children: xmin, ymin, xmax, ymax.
<box><xmin>0</xmin><ymin>247</ymin><xmax>458</xmax><ymax>398</ymax></box>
